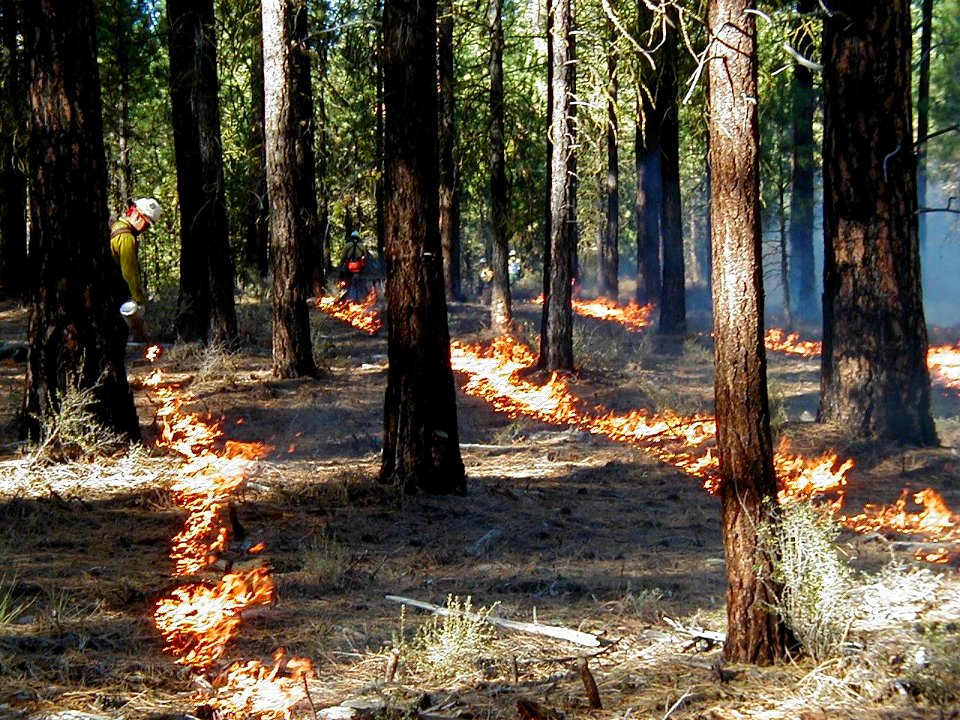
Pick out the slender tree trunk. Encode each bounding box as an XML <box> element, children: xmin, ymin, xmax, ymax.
<box><xmin>916</xmin><ymin>0</ymin><xmax>933</xmax><ymax>247</ymax></box>
<box><xmin>598</xmin><ymin>16</ymin><xmax>619</xmax><ymax>301</ymax></box>
<box><xmin>291</xmin><ymin>0</ymin><xmax>323</xmax><ymax>296</ymax></box>
<box><xmin>488</xmin><ymin>0</ymin><xmax>511</xmax><ymax>330</ymax></box>
<box><xmin>659</xmin><ymin>17</ymin><xmax>685</xmax><ymax>337</ymax></box>
<box><xmin>167</xmin><ymin>0</ymin><xmax>238</xmax><ymax>346</ymax></box>
<box><xmin>778</xmin><ymin>172</ymin><xmax>793</xmax><ymax>330</ymax></box>
<box><xmin>819</xmin><ymin>0</ymin><xmax>936</xmax><ymax>445</ymax></box>
<box><xmin>262</xmin><ymin>0</ymin><xmax>317</xmax><ymax>378</ymax></box>
<box><xmin>20</xmin><ymin>0</ymin><xmax>139</xmax><ymax>442</ymax></box>
<box><xmin>0</xmin><ymin>0</ymin><xmax>28</xmax><ymax>302</ymax></box>
<box><xmin>380</xmin><ymin>0</ymin><xmax>465</xmax><ymax>495</ymax></box>
<box><xmin>315</xmin><ymin>0</ymin><xmax>332</xmax><ymax>284</ymax></box>
<box><xmin>539</xmin><ymin>0</ymin><xmax>575</xmax><ymax>372</ymax></box>
<box><xmin>245</xmin><ymin>12</ymin><xmax>269</xmax><ymax>279</ymax></box>
<box><xmin>111</xmin><ymin>3</ymin><xmax>133</xmax><ymax>207</ymax></box>
<box><xmin>788</xmin><ymin>0</ymin><xmax>817</xmax><ymax>322</ymax></box>
<box><xmin>634</xmin><ymin>17</ymin><xmax>662</xmax><ymax>307</ymax></box>
<box><xmin>439</xmin><ymin>0</ymin><xmax>463</xmax><ymax>303</ymax></box>
<box><xmin>375</xmin><ymin>0</ymin><xmax>386</xmax><ymax>260</ymax></box>
<box><xmin>708</xmin><ymin>0</ymin><xmax>794</xmax><ymax>665</ymax></box>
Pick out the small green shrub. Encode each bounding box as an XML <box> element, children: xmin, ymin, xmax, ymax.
<box><xmin>763</xmin><ymin>498</ymin><xmax>857</xmax><ymax>660</ymax></box>
<box><xmin>406</xmin><ymin>595</ymin><xmax>497</xmax><ymax>682</ymax></box>
<box><xmin>301</xmin><ymin>536</ymin><xmax>350</xmax><ymax>586</ymax></box>
<box><xmin>31</xmin><ymin>375</ymin><xmax>126</xmax><ymax>464</ymax></box>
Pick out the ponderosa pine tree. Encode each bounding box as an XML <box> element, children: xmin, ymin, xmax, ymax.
<box><xmin>21</xmin><ymin>0</ymin><xmax>140</xmax><ymax>442</ymax></box>
<box><xmin>167</xmin><ymin>0</ymin><xmax>238</xmax><ymax>347</ymax></box>
<box><xmin>0</xmin><ymin>0</ymin><xmax>27</xmax><ymax>302</ymax></box>
<box><xmin>262</xmin><ymin>0</ymin><xmax>318</xmax><ymax>378</ymax></box>
<box><xmin>818</xmin><ymin>0</ymin><xmax>937</xmax><ymax>445</ymax></box>
<box><xmin>439</xmin><ymin>0</ymin><xmax>464</xmax><ymax>303</ymax></box>
<box><xmin>488</xmin><ymin>0</ymin><xmax>512</xmax><ymax>331</ymax></box>
<box><xmin>708</xmin><ymin>0</ymin><xmax>794</xmax><ymax>664</ymax></box>
<box><xmin>597</xmin><ymin>15</ymin><xmax>619</xmax><ymax>301</ymax></box>
<box><xmin>380</xmin><ymin>0</ymin><xmax>465</xmax><ymax>494</ymax></box>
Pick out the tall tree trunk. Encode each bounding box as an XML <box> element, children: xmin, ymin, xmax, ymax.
<box><xmin>262</xmin><ymin>0</ymin><xmax>317</xmax><ymax>378</ymax></box>
<box><xmin>244</xmin><ymin>11</ymin><xmax>270</xmax><ymax>279</ymax></box>
<box><xmin>375</xmin><ymin>0</ymin><xmax>386</xmax><ymax>260</ymax></box>
<box><xmin>658</xmin><ymin>17</ymin><xmax>685</xmax><ymax>337</ymax></box>
<box><xmin>819</xmin><ymin>0</ymin><xmax>937</xmax><ymax>445</ymax></box>
<box><xmin>167</xmin><ymin>0</ymin><xmax>238</xmax><ymax>346</ymax></box>
<box><xmin>488</xmin><ymin>0</ymin><xmax>511</xmax><ymax>330</ymax></box>
<box><xmin>438</xmin><ymin>0</ymin><xmax>463</xmax><ymax>303</ymax></box>
<box><xmin>539</xmin><ymin>0</ymin><xmax>575</xmax><ymax>372</ymax></box>
<box><xmin>788</xmin><ymin>0</ymin><xmax>817</xmax><ymax>322</ymax></box>
<box><xmin>598</xmin><ymin>16</ymin><xmax>618</xmax><ymax>301</ymax></box>
<box><xmin>633</xmin><ymin>14</ymin><xmax>662</xmax><ymax>307</ymax></box>
<box><xmin>20</xmin><ymin>0</ymin><xmax>139</xmax><ymax>442</ymax></box>
<box><xmin>291</xmin><ymin>0</ymin><xmax>323</xmax><ymax>296</ymax></box>
<box><xmin>916</xmin><ymin>0</ymin><xmax>933</xmax><ymax>247</ymax></box>
<box><xmin>0</xmin><ymin>0</ymin><xmax>28</xmax><ymax>302</ymax></box>
<box><xmin>708</xmin><ymin>0</ymin><xmax>793</xmax><ymax>665</ymax></box>
<box><xmin>315</xmin><ymin>0</ymin><xmax>332</xmax><ymax>285</ymax></box>
<box><xmin>380</xmin><ymin>0</ymin><xmax>465</xmax><ymax>495</ymax></box>
<box><xmin>109</xmin><ymin>0</ymin><xmax>133</xmax><ymax>207</ymax></box>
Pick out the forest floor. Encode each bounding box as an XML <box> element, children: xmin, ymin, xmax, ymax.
<box><xmin>1</xmin><ymin>290</ymin><xmax>960</xmax><ymax>720</ymax></box>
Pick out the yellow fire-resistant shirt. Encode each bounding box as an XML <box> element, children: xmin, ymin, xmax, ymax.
<box><xmin>109</xmin><ymin>218</ymin><xmax>146</xmax><ymax>305</ymax></box>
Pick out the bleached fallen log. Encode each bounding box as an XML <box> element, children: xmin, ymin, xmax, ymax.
<box><xmin>384</xmin><ymin>594</ymin><xmax>600</xmax><ymax>647</ymax></box>
<box><xmin>662</xmin><ymin>615</ymin><xmax>726</xmax><ymax>644</ymax></box>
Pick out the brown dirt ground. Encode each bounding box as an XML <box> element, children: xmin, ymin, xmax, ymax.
<box><xmin>1</xmin><ymin>296</ymin><xmax>959</xmax><ymax>720</ymax></box>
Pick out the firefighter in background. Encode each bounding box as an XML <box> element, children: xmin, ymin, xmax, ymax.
<box><xmin>110</xmin><ymin>197</ymin><xmax>161</xmax><ymax>342</ymax></box>
<box><xmin>338</xmin><ymin>230</ymin><xmax>371</xmax><ymax>302</ymax></box>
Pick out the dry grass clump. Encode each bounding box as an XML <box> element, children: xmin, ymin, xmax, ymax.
<box><xmin>395</xmin><ymin>595</ymin><xmax>498</xmax><ymax>683</ymax></box>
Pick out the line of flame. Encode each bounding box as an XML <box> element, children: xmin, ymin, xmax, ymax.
<box><xmin>316</xmin><ymin>292</ymin><xmax>383</xmax><ymax>334</ymax></box>
<box><xmin>451</xmin><ymin>335</ymin><xmax>960</xmax><ymax>566</ymax></box>
<box><xmin>144</xmin><ymin>346</ymin><xmax>315</xmax><ymax>717</ymax></box>
<box><xmin>532</xmin><ymin>294</ymin><xmax>655</xmax><ymax>332</ymax></box>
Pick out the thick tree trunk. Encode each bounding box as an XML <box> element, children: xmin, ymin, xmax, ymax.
<box><xmin>658</xmin><ymin>20</ymin><xmax>685</xmax><ymax>337</ymax></box>
<box><xmin>0</xmin><ymin>0</ymin><xmax>28</xmax><ymax>302</ymax></box>
<box><xmin>488</xmin><ymin>0</ymin><xmax>512</xmax><ymax>331</ymax></box>
<box><xmin>708</xmin><ymin>0</ymin><xmax>793</xmax><ymax>665</ymax></box>
<box><xmin>598</xmin><ymin>17</ymin><xmax>618</xmax><ymax>301</ymax></box>
<box><xmin>20</xmin><ymin>0</ymin><xmax>139</xmax><ymax>442</ymax></box>
<box><xmin>380</xmin><ymin>0</ymin><xmax>465</xmax><ymax>495</ymax></box>
<box><xmin>262</xmin><ymin>0</ymin><xmax>317</xmax><ymax>378</ymax></box>
<box><xmin>167</xmin><ymin>0</ymin><xmax>238</xmax><ymax>347</ymax></box>
<box><xmin>819</xmin><ymin>0</ymin><xmax>937</xmax><ymax>445</ymax></box>
<box><xmin>439</xmin><ymin>0</ymin><xmax>463</xmax><ymax>303</ymax></box>
<box><xmin>539</xmin><ymin>0</ymin><xmax>575</xmax><ymax>372</ymax></box>
<box><xmin>788</xmin><ymin>0</ymin><xmax>817</xmax><ymax>323</ymax></box>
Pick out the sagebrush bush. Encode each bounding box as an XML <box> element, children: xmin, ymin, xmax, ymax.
<box><xmin>763</xmin><ymin>498</ymin><xmax>857</xmax><ymax>660</ymax></box>
<box><xmin>403</xmin><ymin>595</ymin><xmax>497</xmax><ymax>682</ymax></box>
<box><xmin>31</xmin><ymin>376</ymin><xmax>126</xmax><ymax>463</ymax></box>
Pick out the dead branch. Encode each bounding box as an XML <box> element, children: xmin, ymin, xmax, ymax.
<box><xmin>578</xmin><ymin>657</ymin><xmax>602</xmax><ymax>709</ymax></box>
<box><xmin>384</xmin><ymin>594</ymin><xmax>601</xmax><ymax>647</ymax></box>
<box><xmin>662</xmin><ymin>615</ymin><xmax>726</xmax><ymax>643</ymax></box>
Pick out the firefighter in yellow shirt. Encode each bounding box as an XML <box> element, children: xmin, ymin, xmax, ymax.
<box><xmin>110</xmin><ymin>197</ymin><xmax>161</xmax><ymax>341</ymax></box>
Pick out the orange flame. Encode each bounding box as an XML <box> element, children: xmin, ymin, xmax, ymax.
<box><xmin>532</xmin><ymin>294</ymin><xmax>655</xmax><ymax>332</ymax></box>
<box><xmin>928</xmin><ymin>343</ymin><xmax>960</xmax><ymax>390</ymax></box>
<box><xmin>145</xmin><ymin>346</ymin><xmax>314</xmax><ymax>716</ymax></box>
<box><xmin>316</xmin><ymin>291</ymin><xmax>383</xmax><ymax>334</ymax></box>
<box><xmin>763</xmin><ymin>328</ymin><xmax>822</xmax><ymax>357</ymax></box>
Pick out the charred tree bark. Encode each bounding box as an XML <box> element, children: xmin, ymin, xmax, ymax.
<box><xmin>167</xmin><ymin>0</ymin><xmax>238</xmax><ymax>347</ymax></box>
<box><xmin>819</xmin><ymin>0</ymin><xmax>937</xmax><ymax>446</ymax></box>
<box><xmin>262</xmin><ymin>0</ymin><xmax>317</xmax><ymax>378</ymax></box>
<box><xmin>658</xmin><ymin>17</ymin><xmax>685</xmax><ymax>337</ymax></box>
<box><xmin>488</xmin><ymin>0</ymin><xmax>512</xmax><ymax>331</ymax></box>
<box><xmin>439</xmin><ymin>0</ymin><xmax>463</xmax><ymax>303</ymax></box>
<box><xmin>20</xmin><ymin>0</ymin><xmax>139</xmax><ymax>442</ymax></box>
<box><xmin>788</xmin><ymin>0</ymin><xmax>818</xmax><ymax>323</ymax></box>
<box><xmin>539</xmin><ymin>0</ymin><xmax>575</xmax><ymax>372</ymax></box>
<box><xmin>708</xmin><ymin>0</ymin><xmax>793</xmax><ymax>665</ymax></box>
<box><xmin>598</xmin><ymin>16</ymin><xmax>619</xmax><ymax>301</ymax></box>
<box><xmin>380</xmin><ymin>0</ymin><xmax>465</xmax><ymax>495</ymax></box>
<box><xmin>0</xmin><ymin>0</ymin><xmax>27</xmax><ymax>302</ymax></box>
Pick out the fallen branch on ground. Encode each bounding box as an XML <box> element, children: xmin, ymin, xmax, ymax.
<box><xmin>384</xmin><ymin>594</ymin><xmax>601</xmax><ymax>647</ymax></box>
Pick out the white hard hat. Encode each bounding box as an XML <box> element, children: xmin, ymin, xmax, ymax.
<box><xmin>350</xmin><ymin>230</ymin><xmax>361</xmax><ymax>239</ymax></box>
<box><xmin>133</xmin><ymin>197</ymin><xmax>162</xmax><ymax>224</ymax></box>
